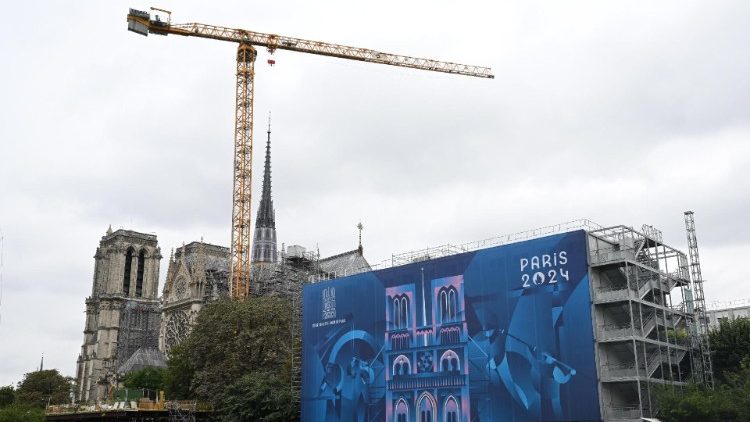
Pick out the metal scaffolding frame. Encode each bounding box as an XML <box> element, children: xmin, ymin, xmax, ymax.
<box><xmin>684</xmin><ymin>211</ymin><xmax>714</xmax><ymax>389</ymax></box>
<box><xmin>588</xmin><ymin>223</ymin><xmax>711</xmax><ymax>420</ymax></box>
<box><xmin>115</xmin><ymin>301</ymin><xmax>161</xmax><ymax>372</ymax></box>
<box><xmin>252</xmin><ymin>253</ymin><xmax>317</xmax><ymax>417</ymax></box>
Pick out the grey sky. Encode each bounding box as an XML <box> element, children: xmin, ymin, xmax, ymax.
<box><xmin>1</xmin><ymin>0</ymin><xmax>748</xmax><ymax>387</ymax></box>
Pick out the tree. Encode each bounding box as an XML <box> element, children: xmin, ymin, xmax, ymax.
<box><xmin>656</xmin><ymin>358</ymin><xmax>750</xmax><ymax>421</ymax></box>
<box><xmin>655</xmin><ymin>319</ymin><xmax>750</xmax><ymax>420</ymax></box>
<box><xmin>163</xmin><ymin>342</ymin><xmax>195</xmax><ymax>399</ymax></box>
<box><xmin>165</xmin><ymin>296</ymin><xmax>298</xmax><ymax>419</ymax></box>
<box><xmin>122</xmin><ymin>367</ymin><xmax>165</xmax><ymax>391</ymax></box>
<box><xmin>709</xmin><ymin>317</ymin><xmax>750</xmax><ymax>383</ymax></box>
<box><xmin>15</xmin><ymin>370</ymin><xmax>71</xmax><ymax>408</ymax></box>
<box><xmin>0</xmin><ymin>386</ymin><xmax>14</xmax><ymax>408</ymax></box>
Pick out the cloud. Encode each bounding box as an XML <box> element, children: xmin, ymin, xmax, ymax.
<box><xmin>1</xmin><ymin>0</ymin><xmax>749</xmax><ymax>386</ymax></box>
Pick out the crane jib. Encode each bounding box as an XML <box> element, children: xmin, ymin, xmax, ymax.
<box><xmin>126</xmin><ymin>9</ymin><xmax>494</xmax><ymax>78</ymax></box>
<box><xmin>125</xmin><ymin>7</ymin><xmax>493</xmax><ymax>298</ymax></box>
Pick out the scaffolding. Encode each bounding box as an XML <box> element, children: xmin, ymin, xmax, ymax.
<box><xmin>166</xmin><ymin>401</ymin><xmax>196</xmax><ymax>422</ymax></box>
<box><xmin>368</xmin><ymin>219</ymin><xmax>603</xmax><ymax>271</ymax></box>
<box><xmin>251</xmin><ymin>253</ymin><xmax>316</xmax><ymax>418</ymax></box>
<box><xmin>684</xmin><ymin>211</ymin><xmax>714</xmax><ymax>389</ymax></box>
<box><xmin>115</xmin><ymin>301</ymin><xmax>161</xmax><ymax>371</ymax></box>
<box><xmin>588</xmin><ymin>223</ymin><xmax>709</xmax><ymax>420</ymax></box>
<box><xmin>294</xmin><ymin>218</ymin><xmax>710</xmax><ymax>420</ymax></box>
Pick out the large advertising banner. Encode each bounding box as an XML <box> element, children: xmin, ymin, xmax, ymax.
<box><xmin>302</xmin><ymin>230</ymin><xmax>600</xmax><ymax>422</ymax></box>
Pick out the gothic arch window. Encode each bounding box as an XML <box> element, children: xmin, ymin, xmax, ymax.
<box><xmin>448</xmin><ymin>289</ymin><xmax>457</xmax><ymax>321</ymax></box>
<box><xmin>396</xmin><ymin>399</ymin><xmax>409</xmax><ymax>422</ymax></box>
<box><xmin>135</xmin><ymin>249</ymin><xmax>146</xmax><ymax>297</ymax></box>
<box><xmin>439</xmin><ymin>287</ymin><xmax>458</xmax><ymax>322</ymax></box>
<box><xmin>418</xmin><ymin>392</ymin><xmax>436</xmax><ymax>422</ymax></box>
<box><xmin>123</xmin><ymin>248</ymin><xmax>134</xmax><ymax>296</ymax></box>
<box><xmin>393</xmin><ymin>355</ymin><xmax>411</xmax><ymax>377</ymax></box>
<box><xmin>440</xmin><ymin>350</ymin><xmax>460</xmax><ymax>372</ymax></box>
<box><xmin>400</xmin><ymin>296</ymin><xmax>409</xmax><ymax>328</ymax></box>
<box><xmin>393</xmin><ymin>297</ymin><xmax>401</xmax><ymax>328</ymax></box>
<box><xmin>392</xmin><ymin>295</ymin><xmax>409</xmax><ymax>329</ymax></box>
<box><xmin>444</xmin><ymin>396</ymin><xmax>459</xmax><ymax>422</ymax></box>
<box><xmin>440</xmin><ymin>290</ymin><xmax>448</xmax><ymax>323</ymax></box>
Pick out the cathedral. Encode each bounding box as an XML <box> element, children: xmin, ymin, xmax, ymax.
<box><xmin>75</xmin><ymin>123</ymin><xmax>370</xmax><ymax>403</ymax></box>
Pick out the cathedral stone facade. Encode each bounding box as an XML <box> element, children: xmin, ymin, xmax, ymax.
<box><xmin>76</xmin><ymin>228</ymin><xmax>162</xmax><ymax>403</ymax></box>
<box><xmin>160</xmin><ymin>241</ymin><xmax>229</xmax><ymax>354</ymax></box>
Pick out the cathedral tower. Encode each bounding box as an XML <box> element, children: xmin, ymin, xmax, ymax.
<box><xmin>251</xmin><ymin>117</ymin><xmax>278</xmax><ymax>265</ymax></box>
<box><xmin>76</xmin><ymin>228</ymin><xmax>162</xmax><ymax>403</ymax></box>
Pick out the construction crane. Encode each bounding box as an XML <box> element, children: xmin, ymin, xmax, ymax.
<box><xmin>126</xmin><ymin>7</ymin><xmax>494</xmax><ymax>299</ymax></box>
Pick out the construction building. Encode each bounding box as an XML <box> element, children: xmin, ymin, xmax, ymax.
<box><xmin>587</xmin><ymin>224</ymin><xmax>707</xmax><ymax>421</ymax></box>
<box><xmin>301</xmin><ymin>219</ymin><xmax>713</xmax><ymax>422</ymax></box>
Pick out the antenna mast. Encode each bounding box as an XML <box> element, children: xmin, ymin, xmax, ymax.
<box><xmin>684</xmin><ymin>211</ymin><xmax>714</xmax><ymax>389</ymax></box>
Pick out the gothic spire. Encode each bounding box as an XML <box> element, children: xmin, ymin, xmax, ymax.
<box><xmin>252</xmin><ymin>113</ymin><xmax>278</xmax><ymax>264</ymax></box>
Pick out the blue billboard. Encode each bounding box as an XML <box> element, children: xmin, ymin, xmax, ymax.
<box><xmin>302</xmin><ymin>230</ymin><xmax>600</xmax><ymax>422</ymax></box>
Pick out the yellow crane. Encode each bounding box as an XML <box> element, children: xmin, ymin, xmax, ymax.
<box><xmin>126</xmin><ymin>7</ymin><xmax>494</xmax><ymax>300</ymax></box>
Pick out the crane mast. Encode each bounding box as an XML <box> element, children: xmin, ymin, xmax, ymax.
<box><xmin>127</xmin><ymin>8</ymin><xmax>494</xmax><ymax>299</ymax></box>
<box><xmin>684</xmin><ymin>211</ymin><xmax>714</xmax><ymax>388</ymax></box>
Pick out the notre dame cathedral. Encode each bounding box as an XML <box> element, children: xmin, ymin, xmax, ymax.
<box><xmin>75</xmin><ymin>124</ymin><xmax>370</xmax><ymax>403</ymax></box>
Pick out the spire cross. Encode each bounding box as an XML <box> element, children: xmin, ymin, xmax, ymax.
<box><xmin>357</xmin><ymin>222</ymin><xmax>364</xmax><ymax>250</ymax></box>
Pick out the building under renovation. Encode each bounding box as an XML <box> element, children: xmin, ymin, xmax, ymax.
<box><xmin>160</xmin><ymin>240</ymin><xmax>230</xmax><ymax>354</ymax></box>
<box><xmin>300</xmin><ymin>218</ymin><xmax>713</xmax><ymax>422</ymax></box>
<box><xmin>76</xmin><ymin>228</ymin><xmax>163</xmax><ymax>403</ymax></box>
<box><xmin>74</xmin><ymin>122</ymin><xmax>371</xmax><ymax>404</ymax></box>
<box><xmin>587</xmin><ymin>222</ymin><xmax>711</xmax><ymax>420</ymax></box>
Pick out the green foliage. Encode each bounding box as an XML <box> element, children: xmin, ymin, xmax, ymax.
<box><xmin>655</xmin><ymin>382</ymin><xmax>748</xmax><ymax>422</ymax></box>
<box><xmin>122</xmin><ymin>367</ymin><xmax>165</xmax><ymax>391</ymax></box>
<box><xmin>666</xmin><ymin>327</ymin><xmax>689</xmax><ymax>341</ymax></box>
<box><xmin>657</xmin><ymin>350</ymin><xmax>750</xmax><ymax>421</ymax></box>
<box><xmin>218</xmin><ymin>371</ymin><xmax>296</xmax><ymax>422</ymax></box>
<box><xmin>0</xmin><ymin>386</ymin><xmax>14</xmax><ymax>408</ymax></box>
<box><xmin>656</xmin><ymin>320</ymin><xmax>750</xmax><ymax>420</ymax></box>
<box><xmin>163</xmin><ymin>342</ymin><xmax>195</xmax><ymax>400</ymax></box>
<box><xmin>0</xmin><ymin>405</ymin><xmax>45</xmax><ymax>422</ymax></box>
<box><xmin>709</xmin><ymin>317</ymin><xmax>750</xmax><ymax>383</ymax></box>
<box><xmin>15</xmin><ymin>370</ymin><xmax>71</xmax><ymax>408</ymax></box>
<box><xmin>165</xmin><ymin>297</ymin><xmax>299</xmax><ymax>419</ymax></box>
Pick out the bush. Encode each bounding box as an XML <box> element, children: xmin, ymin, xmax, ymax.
<box><xmin>0</xmin><ymin>405</ymin><xmax>45</xmax><ymax>422</ymax></box>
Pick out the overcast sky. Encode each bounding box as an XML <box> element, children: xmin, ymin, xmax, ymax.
<box><xmin>1</xmin><ymin>0</ymin><xmax>748</xmax><ymax>387</ymax></box>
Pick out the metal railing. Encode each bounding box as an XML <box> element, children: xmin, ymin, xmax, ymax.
<box><xmin>372</xmin><ymin>219</ymin><xmax>601</xmax><ymax>275</ymax></box>
<box><xmin>608</xmin><ymin>405</ymin><xmax>642</xmax><ymax>420</ymax></box>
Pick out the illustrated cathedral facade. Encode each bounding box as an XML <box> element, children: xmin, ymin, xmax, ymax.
<box><xmin>385</xmin><ymin>275</ymin><xmax>470</xmax><ymax>422</ymax></box>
